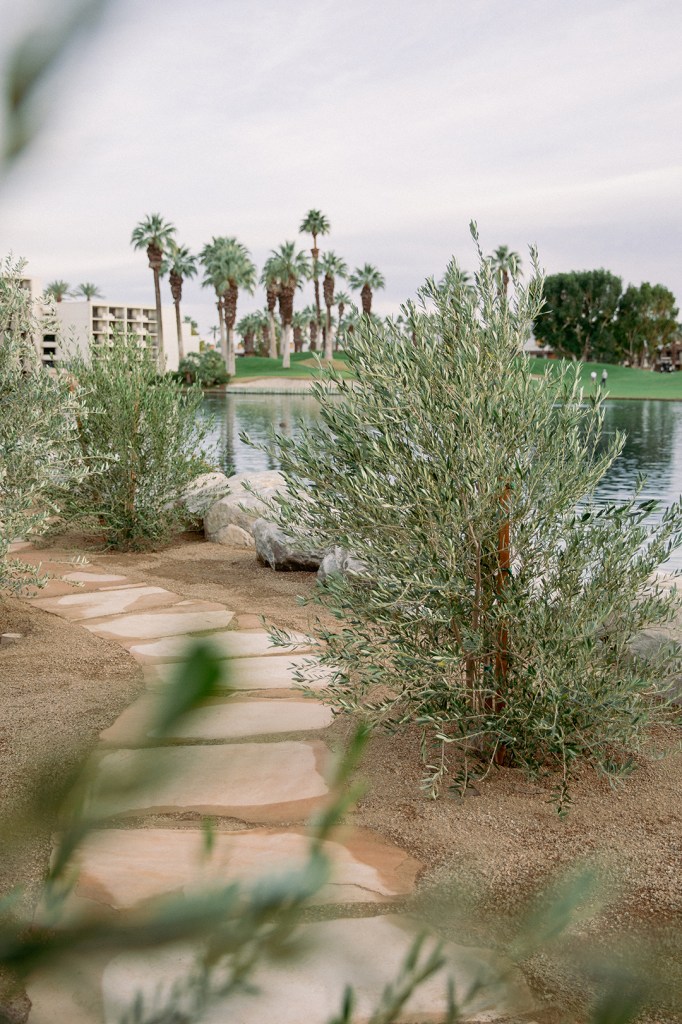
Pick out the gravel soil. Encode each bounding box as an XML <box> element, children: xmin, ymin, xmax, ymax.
<box><xmin>3</xmin><ymin>532</ymin><xmax>681</xmax><ymax>1022</ymax></box>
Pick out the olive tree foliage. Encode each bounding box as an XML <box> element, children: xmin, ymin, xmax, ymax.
<box><xmin>252</xmin><ymin>231</ymin><xmax>682</xmax><ymax>806</ymax></box>
<box><xmin>0</xmin><ymin>258</ymin><xmax>84</xmax><ymax>593</ymax></box>
<box><xmin>51</xmin><ymin>333</ymin><xmax>212</xmax><ymax>550</ymax></box>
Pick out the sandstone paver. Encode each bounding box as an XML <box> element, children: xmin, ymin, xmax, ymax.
<box><xmin>31</xmin><ymin>584</ymin><xmax>182</xmax><ymax>621</ymax></box>
<box><xmin>144</xmin><ymin>652</ymin><xmax>333</xmax><ymax>691</ymax></box>
<box><xmin>129</xmin><ymin>628</ymin><xmax>313</xmax><ymax>663</ymax></box>
<box><xmin>93</xmin><ymin>740</ymin><xmax>330</xmax><ymax>823</ymax></box>
<box><xmin>100</xmin><ymin>694</ymin><xmax>334</xmax><ymax>744</ymax></box>
<box><xmin>102</xmin><ymin>916</ymin><xmax>534</xmax><ymax>1024</ymax></box>
<box><xmin>68</xmin><ymin>826</ymin><xmax>421</xmax><ymax>910</ymax></box>
<box><xmin>84</xmin><ymin>600</ymin><xmax>234</xmax><ymax>641</ymax></box>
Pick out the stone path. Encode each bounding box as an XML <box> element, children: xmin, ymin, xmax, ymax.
<box><xmin>17</xmin><ymin>547</ymin><xmax>535</xmax><ymax>1023</ymax></box>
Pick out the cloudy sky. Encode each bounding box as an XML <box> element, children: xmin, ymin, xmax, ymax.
<box><xmin>1</xmin><ymin>0</ymin><xmax>681</xmax><ymax>333</ymax></box>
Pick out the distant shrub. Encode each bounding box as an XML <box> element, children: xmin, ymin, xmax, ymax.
<box><xmin>178</xmin><ymin>350</ymin><xmax>230</xmax><ymax>387</ymax></box>
<box><xmin>53</xmin><ymin>333</ymin><xmax>213</xmax><ymax>550</ymax></box>
<box><xmin>0</xmin><ymin>257</ymin><xmax>83</xmax><ymax>593</ymax></box>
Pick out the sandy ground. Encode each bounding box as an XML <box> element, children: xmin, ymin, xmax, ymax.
<box><xmin>3</xmin><ymin>532</ymin><xmax>681</xmax><ymax>1022</ymax></box>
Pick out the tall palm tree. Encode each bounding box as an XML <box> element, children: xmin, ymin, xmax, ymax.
<box><xmin>267</xmin><ymin>242</ymin><xmax>311</xmax><ymax>369</ymax></box>
<box><xmin>74</xmin><ymin>282</ymin><xmax>102</xmax><ymax>300</ymax></box>
<box><xmin>299</xmin><ymin>209</ymin><xmax>330</xmax><ymax>336</ymax></box>
<box><xmin>260</xmin><ymin>257</ymin><xmax>281</xmax><ymax>360</ymax></box>
<box><xmin>334</xmin><ymin>291</ymin><xmax>351</xmax><ymax>349</ymax></box>
<box><xmin>320</xmin><ymin>252</ymin><xmax>348</xmax><ymax>360</ymax></box>
<box><xmin>131</xmin><ymin>213</ymin><xmax>176</xmax><ymax>368</ymax></box>
<box><xmin>162</xmin><ymin>244</ymin><xmax>197</xmax><ymax>363</ymax></box>
<box><xmin>303</xmin><ymin>305</ymin><xmax>319</xmax><ymax>352</ymax></box>
<box><xmin>200</xmin><ymin>237</ymin><xmax>256</xmax><ymax>375</ymax></box>
<box><xmin>349</xmin><ymin>263</ymin><xmax>385</xmax><ymax>317</ymax></box>
<box><xmin>490</xmin><ymin>245</ymin><xmax>522</xmax><ymax>299</ymax></box>
<box><xmin>45</xmin><ymin>280</ymin><xmax>71</xmax><ymax>302</ymax></box>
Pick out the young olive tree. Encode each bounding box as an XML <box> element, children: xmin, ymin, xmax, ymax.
<box><xmin>255</xmin><ymin>230</ymin><xmax>682</xmax><ymax>805</ymax></box>
<box><xmin>53</xmin><ymin>333</ymin><xmax>212</xmax><ymax>550</ymax></box>
<box><xmin>0</xmin><ymin>258</ymin><xmax>83</xmax><ymax>594</ymax></box>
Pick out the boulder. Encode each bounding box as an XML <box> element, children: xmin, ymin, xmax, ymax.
<box><xmin>183</xmin><ymin>472</ymin><xmax>230</xmax><ymax>515</ymax></box>
<box><xmin>204</xmin><ymin>471</ymin><xmax>286</xmax><ymax>543</ymax></box>
<box><xmin>317</xmin><ymin>546</ymin><xmax>368</xmax><ymax>583</ymax></box>
<box><xmin>253</xmin><ymin>519</ymin><xmax>324</xmax><ymax>572</ymax></box>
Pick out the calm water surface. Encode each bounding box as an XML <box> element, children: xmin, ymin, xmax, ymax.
<box><xmin>199</xmin><ymin>395</ymin><xmax>682</xmax><ymax>569</ymax></box>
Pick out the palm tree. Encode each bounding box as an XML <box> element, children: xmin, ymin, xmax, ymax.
<box><xmin>267</xmin><ymin>242</ymin><xmax>311</xmax><ymax>369</ymax></box>
<box><xmin>320</xmin><ymin>252</ymin><xmax>348</xmax><ymax>360</ymax></box>
<box><xmin>237</xmin><ymin>312</ymin><xmax>262</xmax><ymax>357</ymax></box>
<box><xmin>200</xmin><ymin>237</ymin><xmax>256</xmax><ymax>375</ymax></box>
<box><xmin>303</xmin><ymin>305</ymin><xmax>319</xmax><ymax>352</ymax></box>
<box><xmin>260</xmin><ymin>257</ymin><xmax>281</xmax><ymax>360</ymax></box>
<box><xmin>45</xmin><ymin>280</ymin><xmax>71</xmax><ymax>302</ymax></box>
<box><xmin>334</xmin><ymin>292</ymin><xmax>352</xmax><ymax>349</ymax></box>
<box><xmin>490</xmin><ymin>245</ymin><xmax>522</xmax><ymax>299</ymax></box>
<box><xmin>291</xmin><ymin>310</ymin><xmax>309</xmax><ymax>353</ymax></box>
<box><xmin>73</xmin><ymin>282</ymin><xmax>102</xmax><ymax>300</ymax></box>
<box><xmin>131</xmin><ymin>213</ymin><xmax>176</xmax><ymax>368</ymax></box>
<box><xmin>299</xmin><ymin>209</ymin><xmax>330</xmax><ymax>335</ymax></box>
<box><xmin>162</xmin><ymin>244</ymin><xmax>197</xmax><ymax>363</ymax></box>
<box><xmin>183</xmin><ymin>315</ymin><xmax>199</xmax><ymax>335</ymax></box>
<box><xmin>349</xmin><ymin>264</ymin><xmax>385</xmax><ymax>317</ymax></box>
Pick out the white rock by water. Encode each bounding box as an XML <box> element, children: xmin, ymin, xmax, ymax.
<box><xmin>204</xmin><ymin>471</ymin><xmax>286</xmax><ymax>543</ymax></box>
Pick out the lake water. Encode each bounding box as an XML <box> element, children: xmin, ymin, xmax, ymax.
<box><xmin>199</xmin><ymin>395</ymin><xmax>682</xmax><ymax>569</ymax></box>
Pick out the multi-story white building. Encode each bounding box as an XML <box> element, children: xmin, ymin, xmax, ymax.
<box><xmin>21</xmin><ymin>277</ymin><xmax>196</xmax><ymax>372</ymax></box>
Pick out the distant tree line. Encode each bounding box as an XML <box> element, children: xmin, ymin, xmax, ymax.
<box><xmin>533</xmin><ymin>270</ymin><xmax>679</xmax><ymax>365</ymax></box>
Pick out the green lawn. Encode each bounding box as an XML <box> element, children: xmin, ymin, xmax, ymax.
<box><xmin>529</xmin><ymin>358</ymin><xmax>682</xmax><ymax>400</ymax></box>
<box><xmin>233</xmin><ymin>352</ymin><xmax>682</xmax><ymax>400</ymax></box>
<box><xmin>234</xmin><ymin>352</ymin><xmax>352</xmax><ymax>379</ymax></box>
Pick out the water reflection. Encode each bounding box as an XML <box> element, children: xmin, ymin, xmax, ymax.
<box><xmin>199</xmin><ymin>395</ymin><xmax>682</xmax><ymax>568</ymax></box>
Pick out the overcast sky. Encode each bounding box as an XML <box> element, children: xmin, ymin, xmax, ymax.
<box><xmin>1</xmin><ymin>0</ymin><xmax>681</xmax><ymax>333</ymax></box>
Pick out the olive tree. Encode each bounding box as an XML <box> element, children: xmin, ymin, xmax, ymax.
<box><xmin>0</xmin><ymin>258</ymin><xmax>83</xmax><ymax>594</ymax></box>
<box><xmin>253</xmin><ymin>229</ymin><xmax>682</xmax><ymax>807</ymax></box>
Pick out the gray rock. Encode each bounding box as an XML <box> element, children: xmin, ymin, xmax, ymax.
<box><xmin>204</xmin><ymin>471</ymin><xmax>286</xmax><ymax>543</ymax></box>
<box><xmin>214</xmin><ymin>524</ymin><xmax>255</xmax><ymax>548</ymax></box>
<box><xmin>183</xmin><ymin>472</ymin><xmax>230</xmax><ymax>515</ymax></box>
<box><xmin>317</xmin><ymin>546</ymin><xmax>368</xmax><ymax>583</ymax></box>
<box><xmin>253</xmin><ymin>519</ymin><xmax>324</xmax><ymax>572</ymax></box>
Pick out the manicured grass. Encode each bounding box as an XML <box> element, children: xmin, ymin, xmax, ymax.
<box><xmin>528</xmin><ymin>358</ymin><xmax>682</xmax><ymax>400</ymax></box>
<box><xmin>234</xmin><ymin>351</ymin><xmax>351</xmax><ymax>380</ymax></box>
<box><xmin>234</xmin><ymin>352</ymin><xmax>682</xmax><ymax>399</ymax></box>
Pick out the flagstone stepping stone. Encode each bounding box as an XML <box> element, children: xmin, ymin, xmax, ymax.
<box><xmin>83</xmin><ymin>600</ymin><xmax>234</xmax><ymax>641</ymax></box>
<box><xmin>93</xmin><ymin>740</ymin><xmax>330</xmax><ymax>823</ymax></box>
<box><xmin>100</xmin><ymin>694</ymin><xmax>334</xmax><ymax>744</ymax></box>
<box><xmin>129</xmin><ymin>629</ymin><xmax>313</xmax><ymax>663</ymax></box>
<box><xmin>102</xmin><ymin>916</ymin><xmax>534</xmax><ymax>1023</ymax></box>
<box><xmin>144</xmin><ymin>653</ymin><xmax>333</xmax><ymax>692</ymax></box>
<box><xmin>68</xmin><ymin>826</ymin><xmax>421</xmax><ymax>911</ymax></box>
<box><xmin>31</xmin><ymin>584</ymin><xmax>182</xmax><ymax>621</ymax></box>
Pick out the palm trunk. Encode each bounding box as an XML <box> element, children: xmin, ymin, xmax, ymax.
<box><xmin>324</xmin><ymin>306</ymin><xmax>334</xmax><ymax>361</ymax></box>
<box><xmin>227</xmin><ymin>327</ymin><xmax>236</xmax><ymax>376</ymax></box>
<box><xmin>268</xmin><ymin>312</ymin><xmax>278</xmax><ymax>359</ymax></box>
<box><xmin>282</xmin><ymin>324</ymin><xmax>292</xmax><ymax>369</ymax></box>
<box><xmin>174</xmin><ymin>300</ymin><xmax>184</xmax><ymax>363</ymax></box>
<box><xmin>152</xmin><ymin>267</ymin><xmax>165</xmax><ymax>370</ymax></box>
<box><xmin>361</xmin><ymin>285</ymin><xmax>372</xmax><ymax>317</ymax></box>
<box><xmin>217</xmin><ymin>298</ymin><xmax>228</xmax><ymax>366</ymax></box>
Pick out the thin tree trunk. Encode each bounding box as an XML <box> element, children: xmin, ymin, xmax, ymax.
<box><xmin>218</xmin><ymin>298</ymin><xmax>228</xmax><ymax>366</ymax></box>
<box><xmin>174</xmin><ymin>300</ymin><xmax>184</xmax><ymax>363</ymax></box>
<box><xmin>153</xmin><ymin>268</ymin><xmax>165</xmax><ymax>371</ymax></box>
<box><xmin>268</xmin><ymin>312</ymin><xmax>277</xmax><ymax>359</ymax></box>
<box><xmin>227</xmin><ymin>327</ymin><xmax>236</xmax><ymax>376</ymax></box>
<box><xmin>324</xmin><ymin>306</ymin><xmax>334</xmax><ymax>361</ymax></box>
<box><xmin>282</xmin><ymin>324</ymin><xmax>292</xmax><ymax>369</ymax></box>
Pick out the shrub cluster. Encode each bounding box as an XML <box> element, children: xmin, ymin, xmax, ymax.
<box><xmin>177</xmin><ymin>349</ymin><xmax>230</xmax><ymax>387</ymax></box>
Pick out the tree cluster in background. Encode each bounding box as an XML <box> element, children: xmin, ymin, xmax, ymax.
<box><xmin>129</xmin><ymin>210</ymin><xmax>386</xmax><ymax>373</ymax></box>
<box><xmin>534</xmin><ymin>270</ymin><xmax>679</xmax><ymax>364</ymax></box>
